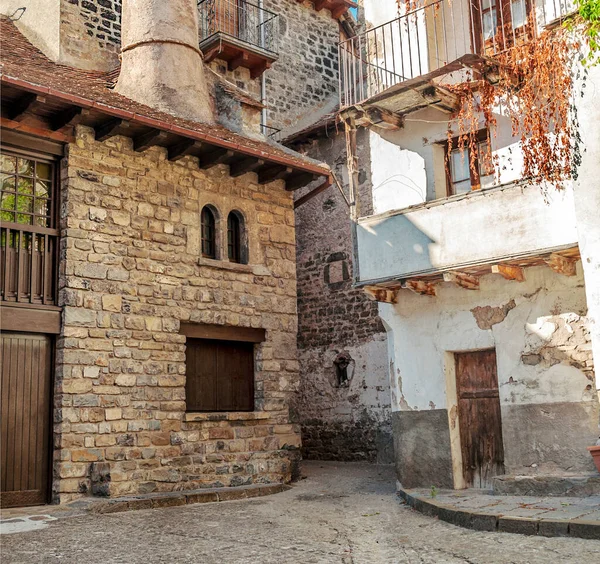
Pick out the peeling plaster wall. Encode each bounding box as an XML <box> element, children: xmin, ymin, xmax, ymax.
<box><xmin>293</xmin><ymin>130</ymin><xmax>393</xmax><ymax>463</ymax></box>
<box><xmin>382</xmin><ymin>264</ymin><xmax>598</xmax><ymax>484</ymax></box>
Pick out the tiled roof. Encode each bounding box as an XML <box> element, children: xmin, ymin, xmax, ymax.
<box><xmin>0</xmin><ymin>17</ymin><xmax>329</xmax><ymax>176</ymax></box>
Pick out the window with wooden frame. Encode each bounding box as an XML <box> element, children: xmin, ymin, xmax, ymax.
<box><xmin>227</xmin><ymin>210</ymin><xmax>244</xmax><ymax>264</ymax></box>
<box><xmin>201</xmin><ymin>205</ymin><xmax>217</xmax><ymax>259</ymax></box>
<box><xmin>0</xmin><ymin>146</ymin><xmax>58</xmax><ymax>305</ymax></box>
<box><xmin>185</xmin><ymin>338</ymin><xmax>255</xmax><ymax>412</ymax></box>
<box><xmin>471</xmin><ymin>0</ymin><xmax>534</xmax><ymax>55</ymax></box>
<box><xmin>446</xmin><ymin>130</ymin><xmax>495</xmax><ymax>196</ymax></box>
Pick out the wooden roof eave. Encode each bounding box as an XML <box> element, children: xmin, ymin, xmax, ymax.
<box><xmin>0</xmin><ymin>74</ymin><xmax>331</xmax><ymax>191</ymax></box>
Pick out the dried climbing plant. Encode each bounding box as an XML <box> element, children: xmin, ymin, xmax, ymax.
<box><xmin>392</xmin><ymin>0</ymin><xmax>595</xmax><ymax>190</ymax></box>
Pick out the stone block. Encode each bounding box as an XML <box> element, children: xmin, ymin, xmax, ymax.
<box><xmin>538</xmin><ymin>519</ymin><xmax>570</xmax><ymax>537</ymax></box>
<box><xmin>498</xmin><ymin>516</ymin><xmax>539</xmax><ymax>536</ymax></box>
<box><xmin>63</xmin><ymin>379</ymin><xmax>94</xmax><ymax>394</ymax></box>
<box><xmin>105</xmin><ymin>408</ymin><xmax>122</xmax><ymax>421</ymax></box>
<box><xmin>569</xmin><ymin>519</ymin><xmax>600</xmax><ymax>540</ymax></box>
<box><xmin>102</xmin><ymin>295</ymin><xmax>122</xmax><ymax>313</ymax></box>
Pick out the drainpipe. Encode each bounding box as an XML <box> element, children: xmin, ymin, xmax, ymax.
<box><xmin>258</xmin><ymin>0</ymin><xmax>268</xmax><ymax>132</ymax></box>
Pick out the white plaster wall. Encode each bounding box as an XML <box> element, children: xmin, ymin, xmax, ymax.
<box><xmin>297</xmin><ymin>335</ymin><xmax>391</xmax><ymax>424</ymax></box>
<box><xmin>381</xmin><ymin>264</ymin><xmax>591</xmax><ymax>412</ymax></box>
<box><xmin>370</xmin><ymin>131</ymin><xmax>427</xmax><ymax>214</ymax></box>
<box><xmin>357</xmin><ymin>181</ymin><xmax>578</xmax><ymax>282</ymax></box>
<box><xmin>0</xmin><ymin>0</ymin><xmax>60</xmax><ymax>61</ymax></box>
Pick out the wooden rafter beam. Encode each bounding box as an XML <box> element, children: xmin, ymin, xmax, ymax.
<box><xmin>229</xmin><ymin>52</ymin><xmax>250</xmax><ymax>72</ymax></box>
<box><xmin>545</xmin><ymin>253</ymin><xmax>577</xmax><ymax>276</ymax></box>
<box><xmin>491</xmin><ymin>264</ymin><xmax>525</xmax><ymax>282</ymax></box>
<box><xmin>95</xmin><ymin>118</ymin><xmax>130</xmax><ymax>142</ymax></box>
<box><xmin>229</xmin><ymin>157</ymin><xmax>265</xmax><ymax>178</ymax></box>
<box><xmin>133</xmin><ymin>129</ymin><xmax>169</xmax><ymax>152</ymax></box>
<box><xmin>403</xmin><ymin>279</ymin><xmax>436</xmax><ymax>296</ymax></box>
<box><xmin>258</xmin><ymin>165</ymin><xmax>293</xmax><ymax>184</ymax></box>
<box><xmin>168</xmin><ymin>139</ymin><xmax>203</xmax><ymax>161</ymax></box>
<box><xmin>443</xmin><ymin>271</ymin><xmax>480</xmax><ymax>290</ymax></box>
<box><xmin>7</xmin><ymin>93</ymin><xmax>46</xmax><ymax>121</ymax></box>
<box><xmin>197</xmin><ymin>148</ymin><xmax>234</xmax><ymax>169</ymax></box>
<box><xmin>286</xmin><ymin>172</ymin><xmax>317</xmax><ymax>191</ymax></box>
<box><xmin>364</xmin><ymin>285</ymin><xmax>399</xmax><ymax>304</ymax></box>
<box><xmin>50</xmin><ymin>106</ymin><xmax>89</xmax><ymax>131</ymax></box>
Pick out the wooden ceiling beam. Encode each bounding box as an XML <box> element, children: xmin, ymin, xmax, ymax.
<box><xmin>133</xmin><ymin>129</ymin><xmax>169</xmax><ymax>152</ymax></box>
<box><xmin>403</xmin><ymin>279</ymin><xmax>437</xmax><ymax>296</ymax></box>
<box><xmin>168</xmin><ymin>139</ymin><xmax>204</xmax><ymax>161</ymax></box>
<box><xmin>545</xmin><ymin>253</ymin><xmax>577</xmax><ymax>276</ymax></box>
<box><xmin>50</xmin><ymin>106</ymin><xmax>89</xmax><ymax>131</ymax></box>
<box><xmin>95</xmin><ymin>118</ymin><xmax>130</xmax><ymax>142</ymax></box>
<box><xmin>229</xmin><ymin>52</ymin><xmax>250</xmax><ymax>72</ymax></box>
<box><xmin>258</xmin><ymin>165</ymin><xmax>293</xmax><ymax>184</ymax></box>
<box><xmin>286</xmin><ymin>172</ymin><xmax>317</xmax><ymax>191</ymax></box>
<box><xmin>443</xmin><ymin>271</ymin><xmax>480</xmax><ymax>290</ymax></box>
<box><xmin>197</xmin><ymin>147</ymin><xmax>235</xmax><ymax>169</ymax></box>
<box><xmin>7</xmin><ymin>93</ymin><xmax>46</xmax><ymax>121</ymax></box>
<box><xmin>491</xmin><ymin>264</ymin><xmax>525</xmax><ymax>282</ymax></box>
<box><xmin>229</xmin><ymin>157</ymin><xmax>265</xmax><ymax>178</ymax></box>
<box><xmin>364</xmin><ymin>285</ymin><xmax>399</xmax><ymax>304</ymax></box>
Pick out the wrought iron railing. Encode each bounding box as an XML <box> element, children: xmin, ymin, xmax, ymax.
<box><xmin>261</xmin><ymin>124</ymin><xmax>282</xmax><ymax>142</ymax></box>
<box><xmin>339</xmin><ymin>0</ymin><xmax>575</xmax><ymax>108</ymax></box>
<box><xmin>198</xmin><ymin>0</ymin><xmax>279</xmax><ymax>54</ymax></box>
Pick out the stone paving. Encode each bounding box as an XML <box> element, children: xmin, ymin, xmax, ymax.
<box><xmin>2</xmin><ymin>462</ymin><xmax>600</xmax><ymax>563</ymax></box>
<box><xmin>401</xmin><ymin>487</ymin><xmax>600</xmax><ymax>539</ymax></box>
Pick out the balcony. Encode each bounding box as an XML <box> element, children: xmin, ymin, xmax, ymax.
<box><xmin>339</xmin><ymin>0</ymin><xmax>574</xmax><ymax>112</ymax></box>
<box><xmin>355</xmin><ymin>182</ymin><xmax>579</xmax><ymax>289</ymax></box>
<box><xmin>198</xmin><ymin>0</ymin><xmax>279</xmax><ymax>78</ymax></box>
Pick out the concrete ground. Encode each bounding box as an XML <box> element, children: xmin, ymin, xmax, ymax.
<box><xmin>2</xmin><ymin>461</ymin><xmax>600</xmax><ymax>564</ymax></box>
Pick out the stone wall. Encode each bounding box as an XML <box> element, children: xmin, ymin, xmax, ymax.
<box><xmin>292</xmin><ymin>129</ymin><xmax>393</xmax><ymax>463</ymax></box>
<box><xmin>61</xmin><ymin>0</ymin><xmax>121</xmax><ymax>70</ymax></box>
<box><xmin>54</xmin><ymin>125</ymin><xmax>301</xmax><ymax>502</ymax></box>
<box><xmin>263</xmin><ymin>0</ymin><xmax>340</xmax><ymax>131</ymax></box>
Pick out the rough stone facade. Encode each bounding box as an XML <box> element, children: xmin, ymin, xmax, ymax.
<box><xmin>292</xmin><ymin>129</ymin><xmax>393</xmax><ymax>463</ymax></box>
<box><xmin>54</xmin><ymin>125</ymin><xmax>301</xmax><ymax>502</ymax></box>
<box><xmin>61</xmin><ymin>0</ymin><xmax>121</xmax><ymax>69</ymax></box>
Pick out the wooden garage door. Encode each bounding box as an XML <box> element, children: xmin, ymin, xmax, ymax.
<box><xmin>1</xmin><ymin>332</ymin><xmax>52</xmax><ymax>508</ymax></box>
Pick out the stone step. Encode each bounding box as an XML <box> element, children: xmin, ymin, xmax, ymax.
<box><xmin>493</xmin><ymin>474</ymin><xmax>600</xmax><ymax>497</ymax></box>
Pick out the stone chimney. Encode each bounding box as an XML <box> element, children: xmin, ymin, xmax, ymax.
<box><xmin>116</xmin><ymin>0</ymin><xmax>214</xmax><ymax>124</ymax></box>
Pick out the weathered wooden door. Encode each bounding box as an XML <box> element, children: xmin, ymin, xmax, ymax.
<box><xmin>456</xmin><ymin>349</ymin><xmax>504</xmax><ymax>489</ymax></box>
<box><xmin>1</xmin><ymin>332</ymin><xmax>53</xmax><ymax>508</ymax></box>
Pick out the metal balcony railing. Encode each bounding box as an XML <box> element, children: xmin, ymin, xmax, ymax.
<box><xmin>339</xmin><ymin>0</ymin><xmax>575</xmax><ymax>108</ymax></box>
<box><xmin>198</xmin><ymin>0</ymin><xmax>279</xmax><ymax>54</ymax></box>
<box><xmin>261</xmin><ymin>124</ymin><xmax>282</xmax><ymax>142</ymax></box>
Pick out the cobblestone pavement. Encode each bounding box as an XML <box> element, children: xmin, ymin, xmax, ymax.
<box><xmin>2</xmin><ymin>461</ymin><xmax>600</xmax><ymax>563</ymax></box>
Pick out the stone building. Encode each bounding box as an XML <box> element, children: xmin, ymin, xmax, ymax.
<box><xmin>337</xmin><ymin>0</ymin><xmax>600</xmax><ymax>490</ymax></box>
<box><xmin>0</xmin><ymin>0</ymin><xmax>339</xmax><ymax>508</ymax></box>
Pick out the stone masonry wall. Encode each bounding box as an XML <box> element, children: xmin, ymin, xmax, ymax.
<box><xmin>292</xmin><ymin>129</ymin><xmax>393</xmax><ymax>463</ymax></box>
<box><xmin>61</xmin><ymin>0</ymin><xmax>121</xmax><ymax>70</ymax></box>
<box><xmin>54</xmin><ymin>125</ymin><xmax>301</xmax><ymax>502</ymax></box>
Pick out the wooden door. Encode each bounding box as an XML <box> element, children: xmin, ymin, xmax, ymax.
<box><xmin>455</xmin><ymin>349</ymin><xmax>504</xmax><ymax>489</ymax></box>
<box><xmin>1</xmin><ymin>332</ymin><xmax>53</xmax><ymax>508</ymax></box>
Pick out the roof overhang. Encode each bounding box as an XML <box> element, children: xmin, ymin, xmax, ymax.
<box><xmin>0</xmin><ymin>75</ymin><xmax>331</xmax><ymax>191</ymax></box>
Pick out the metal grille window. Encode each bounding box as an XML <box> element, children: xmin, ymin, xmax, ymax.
<box><xmin>201</xmin><ymin>206</ymin><xmax>216</xmax><ymax>259</ymax></box>
<box><xmin>227</xmin><ymin>211</ymin><xmax>241</xmax><ymax>263</ymax></box>
<box><xmin>0</xmin><ymin>148</ymin><xmax>58</xmax><ymax>305</ymax></box>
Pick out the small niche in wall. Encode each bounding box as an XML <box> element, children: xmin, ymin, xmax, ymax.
<box><xmin>324</xmin><ymin>252</ymin><xmax>350</xmax><ymax>288</ymax></box>
<box><xmin>333</xmin><ymin>351</ymin><xmax>355</xmax><ymax>388</ymax></box>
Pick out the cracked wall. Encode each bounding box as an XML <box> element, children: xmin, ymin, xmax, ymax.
<box><xmin>381</xmin><ymin>264</ymin><xmax>598</xmax><ymax>483</ymax></box>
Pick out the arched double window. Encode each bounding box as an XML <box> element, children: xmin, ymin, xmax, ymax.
<box><xmin>201</xmin><ymin>206</ymin><xmax>216</xmax><ymax>259</ymax></box>
<box><xmin>227</xmin><ymin>211</ymin><xmax>245</xmax><ymax>264</ymax></box>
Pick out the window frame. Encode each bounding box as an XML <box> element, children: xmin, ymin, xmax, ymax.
<box><xmin>200</xmin><ymin>205</ymin><xmax>217</xmax><ymax>259</ymax></box>
<box><xmin>445</xmin><ymin>130</ymin><xmax>494</xmax><ymax>196</ymax></box>
<box><xmin>227</xmin><ymin>210</ymin><xmax>246</xmax><ymax>264</ymax></box>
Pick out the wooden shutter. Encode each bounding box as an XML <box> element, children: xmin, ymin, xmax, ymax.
<box><xmin>186</xmin><ymin>339</ymin><xmax>254</xmax><ymax>412</ymax></box>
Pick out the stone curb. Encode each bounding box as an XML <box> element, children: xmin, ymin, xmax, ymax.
<box><xmin>398</xmin><ymin>488</ymin><xmax>600</xmax><ymax>540</ymax></box>
<box><xmin>90</xmin><ymin>483</ymin><xmax>291</xmax><ymax>515</ymax></box>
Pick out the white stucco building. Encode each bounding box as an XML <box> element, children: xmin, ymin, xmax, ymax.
<box><xmin>340</xmin><ymin>0</ymin><xmax>600</xmax><ymax>489</ymax></box>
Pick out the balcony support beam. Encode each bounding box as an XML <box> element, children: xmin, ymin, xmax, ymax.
<box><xmin>491</xmin><ymin>264</ymin><xmax>525</xmax><ymax>282</ymax></box>
<box><xmin>364</xmin><ymin>285</ymin><xmax>399</xmax><ymax>304</ymax></box>
<box><xmin>545</xmin><ymin>253</ymin><xmax>577</xmax><ymax>276</ymax></box>
<box><xmin>443</xmin><ymin>271</ymin><xmax>480</xmax><ymax>290</ymax></box>
<box><xmin>403</xmin><ymin>280</ymin><xmax>437</xmax><ymax>296</ymax></box>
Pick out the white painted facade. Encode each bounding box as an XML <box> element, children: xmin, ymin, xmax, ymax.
<box><xmin>352</xmin><ymin>0</ymin><xmax>600</xmax><ymax>485</ymax></box>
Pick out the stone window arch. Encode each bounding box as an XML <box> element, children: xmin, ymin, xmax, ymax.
<box><xmin>201</xmin><ymin>205</ymin><xmax>219</xmax><ymax>259</ymax></box>
<box><xmin>227</xmin><ymin>210</ymin><xmax>248</xmax><ymax>264</ymax></box>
